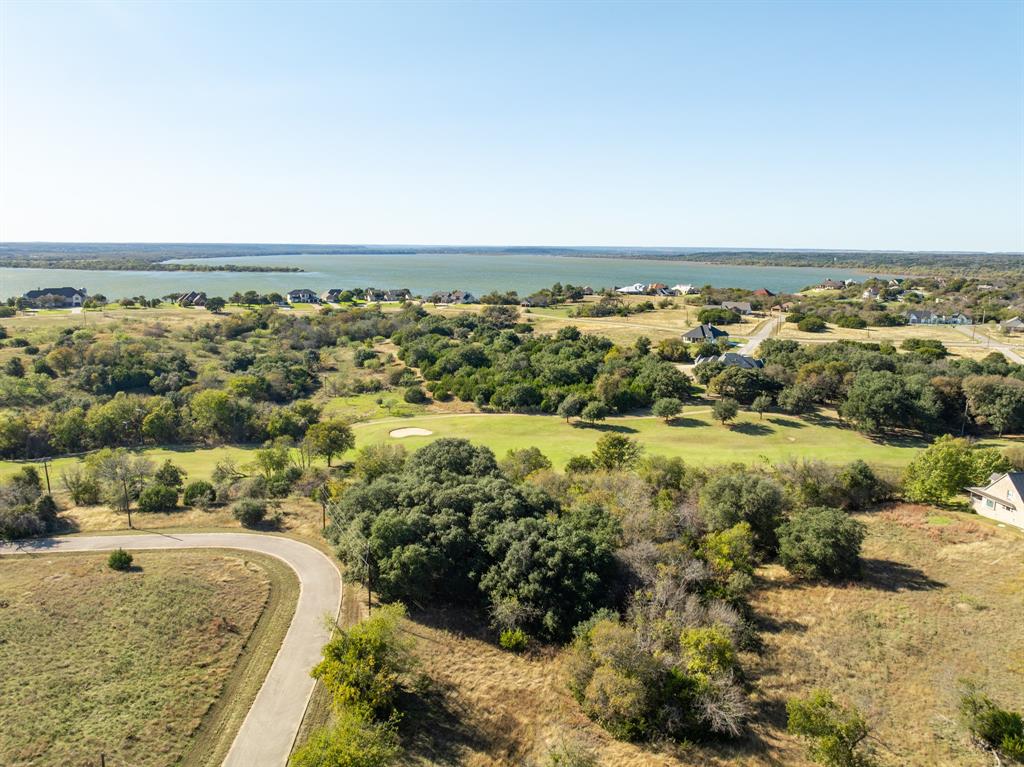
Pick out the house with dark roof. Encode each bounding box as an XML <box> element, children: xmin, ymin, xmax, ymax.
<box><xmin>321</xmin><ymin>288</ymin><xmax>345</xmax><ymax>303</ymax></box>
<box><xmin>752</xmin><ymin>288</ymin><xmax>775</xmax><ymax>297</ymax></box>
<box><xmin>286</xmin><ymin>288</ymin><xmax>318</xmax><ymax>304</ymax></box>
<box><xmin>176</xmin><ymin>290</ymin><xmax>206</xmax><ymax>307</ymax></box>
<box><xmin>23</xmin><ymin>287</ymin><xmax>87</xmax><ymax>308</ymax></box>
<box><xmin>428</xmin><ymin>289</ymin><xmax>476</xmax><ymax>304</ymax></box>
<box><xmin>966</xmin><ymin>472</ymin><xmax>1024</xmax><ymax>529</ymax></box>
<box><xmin>682</xmin><ymin>323</ymin><xmax>729</xmax><ymax>342</ymax></box>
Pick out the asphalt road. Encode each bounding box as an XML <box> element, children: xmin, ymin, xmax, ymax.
<box><xmin>953</xmin><ymin>324</ymin><xmax>1024</xmax><ymax>364</ymax></box>
<box><xmin>0</xmin><ymin>532</ymin><xmax>342</xmax><ymax>766</ymax></box>
<box><xmin>736</xmin><ymin>314</ymin><xmax>784</xmax><ymax>356</ymax></box>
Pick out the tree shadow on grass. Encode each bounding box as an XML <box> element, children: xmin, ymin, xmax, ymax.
<box><xmin>859</xmin><ymin>558</ymin><xmax>945</xmax><ymax>592</ymax></box>
<box><xmin>397</xmin><ymin>679</ymin><xmax>500</xmax><ymax>766</ymax></box>
<box><xmin>732</xmin><ymin>422</ymin><xmax>773</xmax><ymax>436</ymax></box>
<box><xmin>667</xmin><ymin>417</ymin><xmax>707</xmax><ymax>428</ymax></box>
<box><xmin>865</xmin><ymin>431</ymin><xmax>930</xmax><ymax>448</ymax></box>
<box><xmin>571</xmin><ymin>422</ymin><xmax>638</xmax><ymax>434</ymax></box>
<box><xmin>767</xmin><ymin>417</ymin><xmax>806</xmax><ymax>429</ymax></box>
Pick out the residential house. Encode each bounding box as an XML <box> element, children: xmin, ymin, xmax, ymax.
<box><xmin>722</xmin><ymin>301</ymin><xmax>753</xmax><ymax>315</ymax></box>
<box><xmin>646</xmin><ymin>282</ymin><xmax>672</xmax><ymax>296</ymax></box>
<box><xmin>429</xmin><ymin>289</ymin><xmax>476</xmax><ymax>304</ymax></box>
<box><xmin>321</xmin><ymin>288</ymin><xmax>344</xmax><ymax>303</ymax></box>
<box><xmin>176</xmin><ymin>290</ymin><xmax>206</xmax><ymax>307</ymax></box>
<box><xmin>966</xmin><ymin>472</ymin><xmax>1024</xmax><ymax>529</ymax></box>
<box><xmin>818</xmin><ymin>279</ymin><xmax>845</xmax><ymax>290</ymax></box>
<box><xmin>861</xmin><ymin>288</ymin><xmax>880</xmax><ymax>300</ymax></box>
<box><xmin>682</xmin><ymin>323</ymin><xmax>729</xmax><ymax>342</ymax></box>
<box><xmin>752</xmin><ymin>288</ymin><xmax>775</xmax><ymax>297</ymax></box>
<box><xmin>286</xmin><ymin>288</ymin><xmax>318</xmax><ymax>304</ymax></box>
<box><xmin>670</xmin><ymin>284</ymin><xmax>699</xmax><ymax>295</ymax></box>
<box><xmin>23</xmin><ymin>287</ymin><xmax>87</xmax><ymax>308</ymax></box>
<box><xmin>694</xmin><ymin>352</ymin><xmax>763</xmax><ymax>369</ymax></box>
<box><xmin>1000</xmin><ymin>317</ymin><xmax>1024</xmax><ymax>334</ymax></box>
<box><xmin>906</xmin><ymin>310</ymin><xmax>971</xmax><ymax>325</ymax></box>
<box><xmin>615</xmin><ymin>283</ymin><xmax>647</xmax><ymax>295</ymax></box>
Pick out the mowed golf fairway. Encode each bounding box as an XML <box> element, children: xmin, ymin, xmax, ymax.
<box><xmin>352</xmin><ymin>410</ymin><xmax>1009</xmax><ymax>468</ymax></box>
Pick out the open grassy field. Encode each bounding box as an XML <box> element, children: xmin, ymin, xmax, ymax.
<box><xmin>397</xmin><ymin>506</ymin><xmax>1024</xmax><ymax>767</ymax></box>
<box><xmin>351</xmin><ymin>410</ymin><xmax>1020</xmax><ymax>469</ymax></box>
<box><xmin>775</xmin><ymin>320</ymin><xmax>990</xmax><ymax>357</ymax></box>
<box><xmin>0</xmin><ymin>548</ymin><xmax>298</xmax><ymax>767</ymax></box>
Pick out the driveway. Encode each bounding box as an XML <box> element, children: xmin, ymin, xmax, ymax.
<box><xmin>736</xmin><ymin>314</ymin><xmax>783</xmax><ymax>356</ymax></box>
<box><xmin>0</xmin><ymin>532</ymin><xmax>342</xmax><ymax>766</ymax></box>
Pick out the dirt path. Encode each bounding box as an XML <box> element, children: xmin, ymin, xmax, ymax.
<box><xmin>0</xmin><ymin>532</ymin><xmax>342</xmax><ymax>767</ymax></box>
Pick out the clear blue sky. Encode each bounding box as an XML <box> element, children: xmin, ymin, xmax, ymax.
<box><xmin>1</xmin><ymin>0</ymin><xmax>1021</xmax><ymax>251</ymax></box>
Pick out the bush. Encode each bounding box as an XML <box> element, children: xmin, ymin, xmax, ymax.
<box><xmin>698</xmin><ymin>307</ymin><xmax>742</xmax><ymax>325</ymax></box>
<box><xmin>183</xmin><ymin>480</ymin><xmax>216</xmax><ymax>508</ymax></box>
<box><xmin>107</xmin><ymin>548</ymin><xmax>133</xmax><ymax>571</ymax></box>
<box><xmin>904</xmin><ymin>435</ymin><xmax>1011</xmax><ymax>504</ymax></box>
<box><xmin>545</xmin><ymin>741</ymin><xmax>598</xmax><ymax>767</ymax></box>
<box><xmin>233</xmin><ymin>499</ymin><xmax>267</xmax><ymax>528</ymax></box>
<box><xmin>136</xmin><ymin>483</ymin><xmax>178</xmax><ymax>513</ymax></box>
<box><xmin>62</xmin><ymin>468</ymin><xmax>103</xmax><ymax>505</ymax></box>
<box><xmin>565</xmin><ymin>454</ymin><xmax>596</xmax><ymax>474</ymax></box>
<box><xmin>403</xmin><ymin>385</ymin><xmax>428</xmax><ymax>404</ymax></box>
<box><xmin>834</xmin><ymin>315</ymin><xmax>867</xmax><ymax>329</ymax></box>
<box><xmin>778</xmin><ymin>507</ymin><xmax>865</xmax><ymax>580</ymax></box>
<box><xmin>499</xmin><ymin>627</ymin><xmax>529</xmax><ymax>652</ymax></box>
<box><xmin>959</xmin><ymin>683</ymin><xmax>1024</xmax><ymax>762</ymax></box>
<box><xmin>289</xmin><ymin>706</ymin><xmax>401</xmax><ymax>767</ymax></box>
<box><xmin>787</xmin><ymin>689</ymin><xmax>875</xmax><ymax>767</ymax></box>
<box><xmin>797</xmin><ymin>316</ymin><xmax>827</xmax><ymax>333</ymax></box>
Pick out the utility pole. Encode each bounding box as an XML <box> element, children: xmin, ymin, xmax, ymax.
<box><xmin>41</xmin><ymin>458</ymin><xmax>51</xmax><ymax>495</ymax></box>
<box><xmin>122</xmin><ymin>477</ymin><xmax>132</xmax><ymax>529</ymax></box>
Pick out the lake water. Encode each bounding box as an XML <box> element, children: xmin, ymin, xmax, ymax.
<box><xmin>0</xmin><ymin>252</ymin><xmax>877</xmax><ymax>300</ymax></box>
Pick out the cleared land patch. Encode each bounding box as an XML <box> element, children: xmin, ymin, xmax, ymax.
<box><xmin>0</xmin><ymin>548</ymin><xmax>297</xmax><ymax>767</ymax></box>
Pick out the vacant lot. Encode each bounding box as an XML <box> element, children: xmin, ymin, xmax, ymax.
<box><xmin>399</xmin><ymin>507</ymin><xmax>1024</xmax><ymax>767</ymax></box>
<box><xmin>0</xmin><ymin>549</ymin><xmax>297</xmax><ymax>767</ymax></box>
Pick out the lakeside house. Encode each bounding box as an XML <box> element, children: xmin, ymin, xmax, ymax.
<box><xmin>365</xmin><ymin>288</ymin><xmax>412</xmax><ymax>302</ymax></box>
<box><xmin>176</xmin><ymin>290</ymin><xmax>206</xmax><ymax>307</ymax></box>
<box><xmin>671</xmin><ymin>284</ymin><xmax>699</xmax><ymax>295</ymax></box>
<box><xmin>22</xmin><ymin>286</ymin><xmax>87</xmax><ymax>308</ymax></box>
<box><xmin>966</xmin><ymin>472</ymin><xmax>1024</xmax><ymax>529</ymax></box>
<box><xmin>682</xmin><ymin>323</ymin><xmax>729</xmax><ymax>342</ymax></box>
<box><xmin>616</xmin><ymin>283</ymin><xmax>647</xmax><ymax>295</ymax></box>
<box><xmin>286</xmin><ymin>288</ymin><xmax>319</xmax><ymax>304</ymax></box>
<box><xmin>321</xmin><ymin>288</ymin><xmax>345</xmax><ymax>303</ymax></box>
<box><xmin>694</xmin><ymin>352</ymin><xmax>763</xmax><ymax>369</ymax></box>
<box><xmin>429</xmin><ymin>289</ymin><xmax>476</xmax><ymax>304</ymax></box>
<box><xmin>752</xmin><ymin>288</ymin><xmax>775</xmax><ymax>297</ymax></box>
<box><xmin>817</xmin><ymin>279</ymin><xmax>846</xmax><ymax>290</ymax></box>
<box><xmin>862</xmin><ymin>288</ymin><xmax>881</xmax><ymax>300</ymax></box>
<box><xmin>906</xmin><ymin>310</ymin><xmax>972</xmax><ymax>325</ymax></box>
<box><xmin>721</xmin><ymin>301</ymin><xmax>753</xmax><ymax>315</ymax></box>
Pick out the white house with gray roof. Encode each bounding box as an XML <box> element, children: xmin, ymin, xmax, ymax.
<box><xmin>966</xmin><ymin>472</ymin><xmax>1024</xmax><ymax>529</ymax></box>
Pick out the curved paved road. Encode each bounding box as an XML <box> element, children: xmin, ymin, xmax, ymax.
<box><xmin>0</xmin><ymin>532</ymin><xmax>342</xmax><ymax>766</ymax></box>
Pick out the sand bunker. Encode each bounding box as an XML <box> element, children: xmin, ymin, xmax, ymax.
<box><xmin>390</xmin><ymin>427</ymin><xmax>434</xmax><ymax>438</ymax></box>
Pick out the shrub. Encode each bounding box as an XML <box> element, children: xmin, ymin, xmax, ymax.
<box><xmin>565</xmin><ymin>454</ymin><xmax>596</xmax><ymax>474</ymax></box>
<box><xmin>153</xmin><ymin>459</ymin><xmax>187</xmax><ymax>488</ymax></box>
<box><xmin>797</xmin><ymin>316</ymin><xmax>827</xmax><ymax>333</ymax></box>
<box><xmin>183</xmin><ymin>480</ymin><xmax>216</xmax><ymax>508</ymax></box>
<box><xmin>499</xmin><ymin>627</ymin><xmax>529</xmax><ymax>652</ymax></box>
<box><xmin>107</xmin><ymin>548</ymin><xmax>133</xmax><ymax>571</ymax></box>
<box><xmin>289</xmin><ymin>706</ymin><xmax>401</xmax><ymax>767</ymax></box>
<box><xmin>778</xmin><ymin>507</ymin><xmax>865</xmax><ymax>580</ymax></box>
<box><xmin>787</xmin><ymin>689</ymin><xmax>875</xmax><ymax>767</ymax></box>
<box><xmin>233</xmin><ymin>499</ymin><xmax>267</xmax><ymax>528</ymax></box>
<box><xmin>311</xmin><ymin>603</ymin><xmax>414</xmax><ymax>717</ymax></box>
<box><xmin>904</xmin><ymin>435</ymin><xmax>1012</xmax><ymax>504</ymax></box>
<box><xmin>700</xmin><ymin>472</ymin><xmax>786</xmax><ymax>555</ymax></box>
<box><xmin>499</xmin><ymin>447</ymin><xmax>552</xmax><ymax>483</ymax></box>
<box><xmin>136</xmin><ymin>483</ymin><xmax>178</xmax><ymax>513</ymax></box>
<box><xmin>545</xmin><ymin>741</ymin><xmax>598</xmax><ymax>767</ymax></box>
<box><xmin>62</xmin><ymin>468</ymin><xmax>103</xmax><ymax>505</ymax></box>
<box><xmin>698</xmin><ymin>307</ymin><xmax>742</xmax><ymax>325</ymax></box>
<box><xmin>959</xmin><ymin>683</ymin><xmax>1024</xmax><ymax>762</ymax></box>
<box><xmin>592</xmin><ymin>434</ymin><xmax>643</xmax><ymax>470</ymax></box>
<box><xmin>834</xmin><ymin>315</ymin><xmax>867</xmax><ymax>329</ymax></box>
<box><xmin>403</xmin><ymin>385</ymin><xmax>428</xmax><ymax>404</ymax></box>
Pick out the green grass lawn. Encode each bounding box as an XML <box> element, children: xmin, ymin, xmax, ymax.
<box><xmin>351</xmin><ymin>409</ymin><xmax>1014</xmax><ymax>469</ymax></box>
<box><xmin>0</xmin><ymin>444</ymin><xmax>259</xmax><ymax>483</ymax></box>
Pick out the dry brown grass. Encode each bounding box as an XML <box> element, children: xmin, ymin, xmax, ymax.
<box><xmin>398</xmin><ymin>506</ymin><xmax>1024</xmax><ymax>767</ymax></box>
<box><xmin>0</xmin><ymin>548</ymin><xmax>296</xmax><ymax>767</ymax></box>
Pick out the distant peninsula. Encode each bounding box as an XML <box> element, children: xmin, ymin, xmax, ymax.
<box><xmin>0</xmin><ymin>242</ymin><xmax>1020</xmax><ymax>277</ymax></box>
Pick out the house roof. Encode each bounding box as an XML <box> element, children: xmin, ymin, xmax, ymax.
<box><xmin>1002</xmin><ymin>317</ymin><xmax>1024</xmax><ymax>328</ymax></box>
<box><xmin>967</xmin><ymin>472</ymin><xmax>1024</xmax><ymax>511</ymax></box>
<box><xmin>722</xmin><ymin>301</ymin><xmax>752</xmax><ymax>312</ymax></box>
<box><xmin>752</xmin><ymin>288</ymin><xmax>774</xmax><ymax>296</ymax></box>
<box><xmin>24</xmin><ymin>287</ymin><xmax>86</xmax><ymax>299</ymax></box>
<box><xmin>696</xmin><ymin>352</ymin><xmax>763</xmax><ymax>369</ymax></box>
<box><xmin>683</xmin><ymin>323</ymin><xmax>729</xmax><ymax>340</ymax></box>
